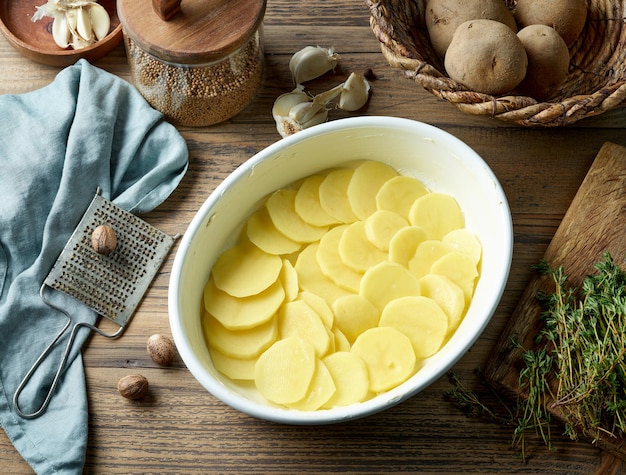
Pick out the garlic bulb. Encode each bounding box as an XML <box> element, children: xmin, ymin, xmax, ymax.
<box><xmin>289</xmin><ymin>46</ymin><xmax>339</xmax><ymax>85</ymax></box>
<box><xmin>338</xmin><ymin>72</ymin><xmax>371</xmax><ymax>112</ymax></box>
<box><xmin>32</xmin><ymin>0</ymin><xmax>111</xmax><ymax>50</ymax></box>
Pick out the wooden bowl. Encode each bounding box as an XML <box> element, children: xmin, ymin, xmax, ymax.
<box><xmin>0</xmin><ymin>0</ymin><xmax>122</xmax><ymax>67</ymax></box>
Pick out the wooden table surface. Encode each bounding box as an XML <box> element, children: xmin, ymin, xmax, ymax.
<box><xmin>2</xmin><ymin>1</ymin><xmax>626</xmax><ymax>473</ymax></box>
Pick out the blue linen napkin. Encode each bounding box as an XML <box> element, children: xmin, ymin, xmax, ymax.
<box><xmin>0</xmin><ymin>59</ymin><xmax>188</xmax><ymax>474</ymax></box>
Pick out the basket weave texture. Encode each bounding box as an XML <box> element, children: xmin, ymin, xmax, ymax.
<box><xmin>367</xmin><ymin>0</ymin><xmax>626</xmax><ymax>126</ymax></box>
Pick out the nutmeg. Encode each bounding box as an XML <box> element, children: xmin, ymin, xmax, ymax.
<box><xmin>147</xmin><ymin>334</ymin><xmax>176</xmax><ymax>366</ymax></box>
<box><xmin>117</xmin><ymin>374</ymin><xmax>149</xmax><ymax>399</ymax></box>
<box><xmin>91</xmin><ymin>224</ymin><xmax>117</xmax><ymax>255</ymax></box>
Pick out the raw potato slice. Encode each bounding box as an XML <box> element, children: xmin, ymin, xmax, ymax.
<box><xmin>295</xmin><ymin>243</ymin><xmax>353</xmax><ymax>305</ymax></box>
<box><xmin>359</xmin><ymin>262</ymin><xmax>421</xmax><ymax>312</ymax></box>
<box><xmin>203</xmin><ymin>313</ymin><xmax>278</xmax><ymax>359</ymax></box>
<box><xmin>338</xmin><ymin>221</ymin><xmax>388</xmax><ymax>272</ymax></box>
<box><xmin>212</xmin><ymin>240</ymin><xmax>282</xmax><ymax>298</ymax></box>
<box><xmin>203</xmin><ymin>278</ymin><xmax>284</xmax><ymax>330</ymax></box>
<box><xmin>298</xmin><ymin>291</ymin><xmax>334</xmax><ymax>329</ymax></box>
<box><xmin>379</xmin><ymin>296</ymin><xmax>449</xmax><ymax>358</ymax></box>
<box><xmin>331</xmin><ymin>294</ymin><xmax>380</xmax><ymax>344</ymax></box>
<box><xmin>279</xmin><ymin>259</ymin><xmax>299</xmax><ymax>302</ymax></box>
<box><xmin>431</xmin><ymin>251</ymin><xmax>479</xmax><ymax>303</ymax></box>
<box><xmin>347</xmin><ymin>161</ymin><xmax>399</xmax><ymax>220</ymax></box>
<box><xmin>294</xmin><ymin>175</ymin><xmax>341</xmax><ymax>226</ymax></box>
<box><xmin>442</xmin><ymin>229</ymin><xmax>482</xmax><ymax>266</ymax></box>
<box><xmin>266</xmin><ymin>189</ymin><xmax>329</xmax><ymax>243</ymax></box>
<box><xmin>351</xmin><ymin>326</ymin><xmax>416</xmax><ymax>393</ymax></box>
<box><xmin>210</xmin><ymin>347</ymin><xmax>257</xmax><ymax>381</ymax></box>
<box><xmin>376</xmin><ymin>175</ymin><xmax>429</xmax><ymax>218</ymax></box>
<box><xmin>388</xmin><ymin>226</ymin><xmax>428</xmax><ymax>267</ymax></box>
<box><xmin>408</xmin><ymin>240</ymin><xmax>452</xmax><ymax>279</ymax></box>
<box><xmin>419</xmin><ymin>274</ymin><xmax>466</xmax><ymax>332</ymax></box>
<box><xmin>322</xmin><ymin>351</ymin><xmax>370</xmax><ymax>408</ymax></box>
<box><xmin>255</xmin><ymin>337</ymin><xmax>316</xmax><ymax>405</ymax></box>
<box><xmin>247</xmin><ymin>206</ymin><xmax>302</xmax><ymax>255</ymax></box>
<box><xmin>364</xmin><ymin>210</ymin><xmax>409</xmax><ymax>251</ymax></box>
<box><xmin>278</xmin><ymin>300</ymin><xmax>331</xmax><ymax>356</ymax></box>
<box><xmin>409</xmin><ymin>193</ymin><xmax>465</xmax><ymax>240</ymax></box>
<box><xmin>332</xmin><ymin>326</ymin><xmax>351</xmax><ymax>352</ymax></box>
<box><xmin>286</xmin><ymin>359</ymin><xmax>336</xmax><ymax>411</ymax></box>
<box><xmin>317</xmin><ymin>224</ymin><xmax>362</xmax><ymax>292</ymax></box>
<box><xmin>318</xmin><ymin>168</ymin><xmax>359</xmax><ymax>223</ymax></box>
<box><xmin>325</xmin><ymin>326</ymin><xmax>336</xmax><ymax>355</ymax></box>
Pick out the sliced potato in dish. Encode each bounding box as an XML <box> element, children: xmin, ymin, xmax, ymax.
<box><xmin>347</xmin><ymin>161</ymin><xmax>398</xmax><ymax>220</ymax></box>
<box><xmin>247</xmin><ymin>206</ymin><xmax>302</xmax><ymax>255</ymax></box>
<box><xmin>318</xmin><ymin>168</ymin><xmax>359</xmax><ymax>224</ymax></box>
<box><xmin>379</xmin><ymin>296</ymin><xmax>448</xmax><ymax>358</ymax></box>
<box><xmin>419</xmin><ymin>273</ymin><xmax>466</xmax><ymax>333</ymax></box>
<box><xmin>364</xmin><ymin>209</ymin><xmax>408</xmax><ymax>252</ymax></box>
<box><xmin>376</xmin><ymin>175</ymin><xmax>429</xmax><ymax>219</ymax></box>
<box><xmin>285</xmin><ymin>359</ymin><xmax>336</xmax><ymax>411</ymax></box>
<box><xmin>266</xmin><ymin>189</ymin><xmax>329</xmax><ymax>243</ymax></box>
<box><xmin>388</xmin><ymin>225</ymin><xmax>428</xmax><ymax>267</ymax></box>
<box><xmin>359</xmin><ymin>261</ymin><xmax>421</xmax><ymax>312</ymax></box>
<box><xmin>338</xmin><ymin>221</ymin><xmax>387</xmax><ymax>273</ymax></box>
<box><xmin>202</xmin><ymin>312</ymin><xmax>278</xmax><ymax>359</ymax></box>
<box><xmin>409</xmin><ymin>192</ymin><xmax>464</xmax><ymax>240</ymax></box>
<box><xmin>255</xmin><ymin>337</ymin><xmax>317</xmax><ymax>405</ymax></box>
<box><xmin>203</xmin><ymin>277</ymin><xmax>284</xmax><ymax>330</ymax></box>
<box><xmin>317</xmin><ymin>224</ymin><xmax>362</xmax><ymax>292</ymax></box>
<box><xmin>351</xmin><ymin>326</ymin><xmax>416</xmax><ymax>393</ymax></box>
<box><xmin>211</xmin><ymin>239</ymin><xmax>283</xmax><ymax>298</ymax></box>
<box><xmin>322</xmin><ymin>351</ymin><xmax>370</xmax><ymax>408</ymax></box>
<box><xmin>295</xmin><ymin>175</ymin><xmax>341</xmax><ymax>227</ymax></box>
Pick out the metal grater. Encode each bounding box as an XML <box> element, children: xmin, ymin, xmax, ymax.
<box><xmin>13</xmin><ymin>189</ymin><xmax>176</xmax><ymax>419</ymax></box>
<box><xmin>44</xmin><ymin>190</ymin><xmax>175</xmax><ymax>327</ymax></box>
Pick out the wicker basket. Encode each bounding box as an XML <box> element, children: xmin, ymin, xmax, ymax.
<box><xmin>367</xmin><ymin>0</ymin><xmax>626</xmax><ymax>126</ymax></box>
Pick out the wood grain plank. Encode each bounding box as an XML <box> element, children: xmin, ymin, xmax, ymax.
<box><xmin>486</xmin><ymin>142</ymin><xmax>626</xmax><ymax>461</ymax></box>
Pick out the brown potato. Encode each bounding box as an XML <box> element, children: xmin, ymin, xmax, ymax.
<box><xmin>444</xmin><ymin>19</ymin><xmax>527</xmax><ymax>96</ymax></box>
<box><xmin>516</xmin><ymin>25</ymin><xmax>570</xmax><ymax>100</ymax></box>
<box><xmin>425</xmin><ymin>0</ymin><xmax>517</xmax><ymax>59</ymax></box>
<box><xmin>514</xmin><ymin>0</ymin><xmax>587</xmax><ymax>47</ymax></box>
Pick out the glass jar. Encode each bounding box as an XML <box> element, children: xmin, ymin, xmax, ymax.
<box><xmin>118</xmin><ymin>0</ymin><xmax>266</xmax><ymax>127</ymax></box>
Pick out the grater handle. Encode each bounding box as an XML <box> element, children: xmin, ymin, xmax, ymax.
<box><xmin>13</xmin><ymin>285</ymin><xmax>124</xmax><ymax>419</ymax></box>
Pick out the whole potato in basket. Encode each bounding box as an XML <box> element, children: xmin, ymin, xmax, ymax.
<box><xmin>444</xmin><ymin>19</ymin><xmax>528</xmax><ymax>96</ymax></box>
<box><xmin>425</xmin><ymin>0</ymin><xmax>517</xmax><ymax>58</ymax></box>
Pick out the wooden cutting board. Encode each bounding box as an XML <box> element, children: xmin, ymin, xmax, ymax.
<box><xmin>485</xmin><ymin>142</ymin><xmax>626</xmax><ymax>460</ymax></box>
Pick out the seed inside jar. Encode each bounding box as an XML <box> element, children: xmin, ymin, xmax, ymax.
<box><xmin>124</xmin><ymin>31</ymin><xmax>264</xmax><ymax>127</ymax></box>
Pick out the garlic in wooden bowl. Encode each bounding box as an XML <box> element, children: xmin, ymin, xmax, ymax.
<box><xmin>0</xmin><ymin>0</ymin><xmax>122</xmax><ymax>67</ymax></box>
<box><xmin>169</xmin><ymin>116</ymin><xmax>513</xmax><ymax>424</ymax></box>
<box><xmin>32</xmin><ymin>0</ymin><xmax>111</xmax><ymax>50</ymax></box>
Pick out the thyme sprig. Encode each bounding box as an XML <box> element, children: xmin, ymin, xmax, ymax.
<box><xmin>523</xmin><ymin>252</ymin><xmax>626</xmax><ymax>444</ymax></box>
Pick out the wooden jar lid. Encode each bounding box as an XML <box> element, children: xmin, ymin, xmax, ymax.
<box><xmin>117</xmin><ymin>0</ymin><xmax>266</xmax><ymax>64</ymax></box>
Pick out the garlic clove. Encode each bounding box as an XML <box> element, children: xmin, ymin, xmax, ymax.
<box><xmin>51</xmin><ymin>14</ymin><xmax>70</xmax><ymax>48</ymax></box>
<box><xmin>289</xmin><ymin>101</ymin><xmax>325</xmax><ymax>125</ymax></box>
<box><xmin>298</xmin><ymin>108</ymin><xmax>328</xmax><ymax>130</ymax></box>
<box><xmin>312</xmin><ymin>83</ymin><xmax>344</xmax><ymax>108</ymax></box>
<box><xmin>76</xmin><ymin>6</ymin><xmax>93</xmax><ymax>41</ymax></box>
<box><xmin>273</xmin><ymin>88</ymin><xmax>312</xmax><ymax>138</ymax></box>
<box><xmin>272</xmin><ymin>87</ymin><xmax>332</xmax><ymax>138</ymax></box>
<box><xmin>272</xmin><ymin>87</ymin><xmax>311</xmax><ymax>122</ymax></box>
<box><xmin>88</xmin><ymin>3</ymin><xmax>111</xmax><ymax>40</ymax></box>
<box><xmin>338</xmin><ymin>72</ymin><xmax>371</xmax><ymax>112</ymax></box>
<box><xmin>65</xmin><ymin>9</ymin><xmax>78</xmax><ymax>36</ymax></box>
<box><xmin>289</xmin><ymin>46</ymin><xmax>339</xmax><ymax>85</ymax></box>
